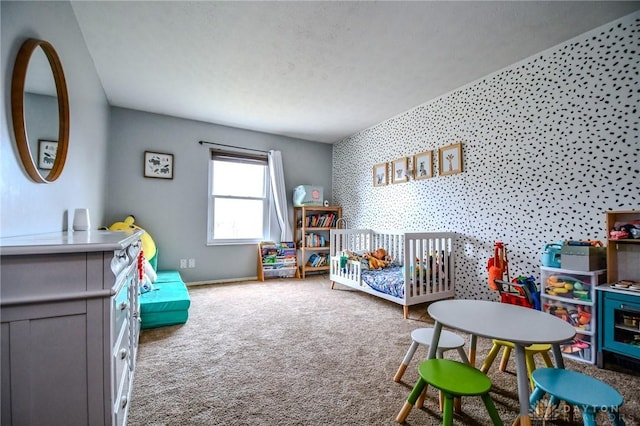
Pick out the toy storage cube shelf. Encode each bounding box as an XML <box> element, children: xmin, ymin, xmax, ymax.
<box><xmin>540</xmin><ymin>266</ymin><xmax>606</xmax><ymax>364</ymax></box>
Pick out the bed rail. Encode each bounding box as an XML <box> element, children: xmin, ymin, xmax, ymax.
<box><xmin>329</xmin><ymin>229</ymin><xmax>456</xmax><ymax>318</ymax></box>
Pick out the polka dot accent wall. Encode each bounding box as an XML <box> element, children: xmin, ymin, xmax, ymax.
<box><xmin>332</xmin><ymin>12</ymin><xmax>639</xmax><ymax>301</ymax></box>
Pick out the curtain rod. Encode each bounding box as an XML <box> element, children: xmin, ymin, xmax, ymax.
<box><xmin>198</xmin><ymin>140</ymin><xmax>269</xmax><ymax>154</ymax></box>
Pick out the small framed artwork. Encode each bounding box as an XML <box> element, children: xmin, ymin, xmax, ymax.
<box><xmin>413</xmin><ymin>151</ymin><xmax>433</xmax><ymax>180</ymax></box>
<box><xmin>373</xmin><ymin>162</ymin><xmax>388</xmax><ymax>187</ymax></box>
<box><xmin>392</xmin><ymin>157</ymin><xmax>408</xmax><ymax>184</ymax></box>
<box><xmin>144</xmin><ymin>151</ymin><xmax>174</xmax><ymax>179</ymax></box>
<box><xmin>438</xmin><ymin>143</ymin><xmax>463</xmax><ymax>176</ymax></box>
<box><xmin>38</xmin><ymin>140</ymin><xmax>58</xmax><ymax>170</ymax></box>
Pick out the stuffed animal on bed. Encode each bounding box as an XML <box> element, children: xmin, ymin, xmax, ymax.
<box><xmin>364</xmin><ymin>248</ymin><xmax>392</xmax><ymax>269</ymax></box>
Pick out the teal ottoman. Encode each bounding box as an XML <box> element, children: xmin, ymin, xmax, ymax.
<box><xmin>140</xmin><ymin>270</ymin><xmax>191</xmax><ymax>329</ymax></box>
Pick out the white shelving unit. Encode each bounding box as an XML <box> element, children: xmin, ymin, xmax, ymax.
<box><xmin>540</xmin><ymin>266</ymin><xmax>606</xmax><ymax>364</ymax></box>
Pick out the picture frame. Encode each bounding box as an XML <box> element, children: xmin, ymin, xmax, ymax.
<box><xmin>391</xmin><ymin>157</ymin><xmax>408</xmax><ymax>184</ymax></box>
<box><xmin>38</xmin><ymin>140</ymin><xmax>58</xmax><ymax>170</ymax></box>
<box><xmin>438</xmin><ymin>143</ymin><xmax>463</xmax><ymax>176</ymax></box>
<box><xmin>372</xmin><ymin>162</ymin><xmax>388</xmax><ymax>187</ymax></box>
<box><xmin>413</xmin><ymin>150</ymin><xmax>433</xmax><ymax>180</ymax></box>
<box><xmin>144</xmin><ymin>151</ymin><xmax>174</xmax><ymax>179</ymax></box>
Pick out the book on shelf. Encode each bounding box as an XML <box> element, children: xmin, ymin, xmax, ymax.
<box><xmin>304</xmin><ymin>233</ymin><xmax>327</xmax><ymax>248</ymax></box>
<box><xmin>304</xmin><ymin>213</ymin><xmax>337</xmax><ymax>228</ymax></box>
<box><xmin>260</xmin><ymin>241</ymin><xmax>297</xmax><ymax>264</ymax></box>
<box><xmin>306</xmin><ymin>253</ymin><xmax>328</xmax><ymax>267</ymax></box>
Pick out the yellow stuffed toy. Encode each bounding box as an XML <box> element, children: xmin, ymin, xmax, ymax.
<box><xmin>107</xmin><ymin>215</ymin><xmax>157</xmax><ymax>266</ymax></box>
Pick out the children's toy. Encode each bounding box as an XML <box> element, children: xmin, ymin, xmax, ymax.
<box><xmin>487</xmin><ymin>242</ymin><xmax>508</xmax><ymax>290</ymax></box>
<box><xmin>362</xmin><ymin>247</ymin><xmax>392</xmax><ymax>269</ymax></box>
<box><xmin>107</xmin><ymin>215</ymin><xmax>157</xmax><ymax>268</ymax></box>
<box><xmin>541</xmin><ymin>242</ymin><xmax>562</xmax><ymax>268</ymax></box>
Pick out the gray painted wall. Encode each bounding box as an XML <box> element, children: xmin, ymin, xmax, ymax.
<box><xmin>1</xmin><ymin>1</ymin><xmax>110</xmax><ymax>237</ymax></box>
<box><xmin>333</xmin><ymin>11</ymin><xmax>639</xmax><ymax>302</ymax></box>
<box><xmin>106</xmin><ymin>107</ymin><xmax>333</xmax><ymax>282</ymax></box>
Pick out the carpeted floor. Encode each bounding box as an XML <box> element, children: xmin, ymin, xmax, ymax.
<box><xmin>128</xmin><ymin>276</ymin><xmax>640</xmax><ymax>425</ymax></box>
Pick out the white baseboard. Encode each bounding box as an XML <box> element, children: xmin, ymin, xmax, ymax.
<box><xmin>185</xmin><ymin>276</ymin><xmax>257</xmax><ymax>287</ymax></box>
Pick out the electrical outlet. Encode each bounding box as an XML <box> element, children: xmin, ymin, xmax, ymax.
<box><xmin>180</xmin><ymin>259</ymin><xmax>187</xmax><ymax>269</ymax></box>
<box><xmin>188</xmin><ymin>258</ymin><xmax>195</xmax><ymax>268</ymax></box>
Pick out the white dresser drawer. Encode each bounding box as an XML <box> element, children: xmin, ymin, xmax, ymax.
<box><xmin>112</xmin><ymin>283</ymin><xmax>130</xmax><ymax>340</ymax></box>
<box><xmin>113</xmin><ymin>322</ymin><xmax>130</xmax><ymax>396</ymax></box>
<box><xmin>113</xmin><ymin>367</ymin><xmax>131</xmax><ymax>426</ymax></box>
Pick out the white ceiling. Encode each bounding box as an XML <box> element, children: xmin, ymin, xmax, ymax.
<box><xmin>70</xmin><ymin>1</ymin><xmax>640</xmax><ymax>144</ymax></box>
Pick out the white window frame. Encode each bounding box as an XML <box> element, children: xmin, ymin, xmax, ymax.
<box><xmin>207</xmin><ymin>150</ymin><xmax>271</xmax><ymax>245</ymax></box>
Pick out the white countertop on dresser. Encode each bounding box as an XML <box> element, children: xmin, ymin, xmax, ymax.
<box><xmin>0</xmin><ymin>230</ymin><xmax>143</xmax><ymax>255</ymax></box>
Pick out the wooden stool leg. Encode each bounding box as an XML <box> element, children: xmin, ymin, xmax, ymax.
<box><xmin>525</xmin><ymin>352</ymin><xmax>536</xmax><ymax>390</ymax></box>
<box><xmin>499</xmin><ymin>346</ymin><xmax>511</xmax><ymax>371</ymax></box>
<box><xmin>481</xmin><ymin>342</ymin><xmax>501</xmax><ymax>373</ymax></box>
<box><xmin>608</xmin><ymin>409</ymin><xmax>626</xmax><ymax>426</ymax></box>
<box><xmin>394</xmin><ymin>341</ymin><xmax>419</xmax><ymax>382</ymax></box>
<box><xmin>442</xmin><ymin>393</ymin><xmax>454</xmax><ymax>426</ymax></box>
<box><xmin>395</xmin><ymin>402</ymin><xmax>413</xmax><ymax>424</ymax></box>
<box><xmin>453</xmin><ymin>396</ymin><xmax>462</xmax><ymax>414</ymax></box>
<box><xmin>416</xmin><ymin>387</ymin><xmax>428</xmax><ymax>408</ymax></box>
<box><xmin>581</xmin><ymin>408</ymin><xmax>598</xmax><ymax>426</ymax></box>
<box><xmin>396</xmin><ymin>377</ymin><xmax>427</xmax><ymax>423</ymax></box>
<box><xmin>480</xmin><ymin>393</ymin><xmax>503</xmax><ymax>426</ymax></box>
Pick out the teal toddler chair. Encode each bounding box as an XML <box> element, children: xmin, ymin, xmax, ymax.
<box><xmin>530</xmin><ymin>368</ymin><xmax>625</xmax><ymax>425</ymax></box>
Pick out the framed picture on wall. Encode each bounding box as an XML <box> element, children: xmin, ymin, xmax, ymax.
<box><xmin>144</xmin><ymin>151</ymin><xmax>174</xmax><ymax>179</ymax></box>
<box><xmin>438</xmin><ymin>143</ymin><xmax>463</xmax><ymax>176</ymax></box>
<box><xmin>413</xmin><ymin>151</ymin><xmax>433</xmax><ymax>180</ymax></box>
<box><xmin>38</xmin><ymin>140</ymin><xmax>57</xmax><ymax>170</ymax></box>
<box><xmin>373</xmin><ymin>162</ymin><xmax>388</xmax><ymax>187</ymax></box>
<box><xmin>392</xmin><ymin>157</ymin><xmax>408</xmax><ymax>184</ymax></box>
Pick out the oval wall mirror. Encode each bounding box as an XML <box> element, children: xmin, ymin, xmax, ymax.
<box><xmin>11</xmin><ymin>38</ymin><xmax>70</xmax><ymax>183</ymax></box>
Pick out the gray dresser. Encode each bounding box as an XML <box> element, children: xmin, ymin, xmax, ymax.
<box><xmin>1</xmin><ymin>230</ymin><xmax>143</xmax><ymax>426</ymax></box>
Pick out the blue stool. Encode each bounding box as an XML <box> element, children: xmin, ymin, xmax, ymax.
<box><xmin>529</xmin><ymin>368</ymin><xmax>625</xmax><ymax>426</ymax></box>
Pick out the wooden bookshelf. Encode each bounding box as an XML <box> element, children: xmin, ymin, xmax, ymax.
<box><xmin>294</xmin><ymin>206</ymin><xmax>342</xmax><ymax>278</ymax></box>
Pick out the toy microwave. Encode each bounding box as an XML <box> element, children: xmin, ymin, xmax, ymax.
<box><xmin>293</xmin><ymin>185</ymin><xmax>323</xmax><ymax>207</ymax></box>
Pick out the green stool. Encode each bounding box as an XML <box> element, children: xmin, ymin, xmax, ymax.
<box><xmin>530</xmin><ymin>368</ymin><xmax>625</xmax><ymax>426</ymax></box>
<box><xmin>396</xmin><ymin>359</ymin><xmax>503</xmax><ymax>425</ymax></box>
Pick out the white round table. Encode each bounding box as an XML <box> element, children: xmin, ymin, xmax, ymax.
<box><xmin>427</xmin><ymin>299</ymin><xmax>576</xmax><ymax>426</ymax></box>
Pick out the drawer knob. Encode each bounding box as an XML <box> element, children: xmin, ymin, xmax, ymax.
<box><xmin>120</xmin><ymin>348</ymin><xmax>128</xmax><ymax>360</ymax></box>
<box><xmin>119</xmin><ymin>301</ymin><xmax>128</xmax><ymax>311</ymax></box>
<box><xmin>120</xmin><ymin>396</ymin><xmax>128</xmax><ymax>409</ymax></box>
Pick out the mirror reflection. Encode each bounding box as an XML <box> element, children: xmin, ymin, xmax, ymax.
<box><xmin>25</xmin><ymin>47</ymin><xmax>59</xmax><ymax>175</ymax></box>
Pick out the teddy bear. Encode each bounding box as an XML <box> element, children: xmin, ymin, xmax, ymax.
<box><xmin>364</xmin><ymin>248</ymin><xmax>392</xmax><ymax>269</ymax></box>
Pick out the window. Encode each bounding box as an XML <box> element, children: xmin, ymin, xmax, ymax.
<box><xmin>207</xmin><ymin>150</ymin><xmax>270</xmax><ymax>245</ymax></box>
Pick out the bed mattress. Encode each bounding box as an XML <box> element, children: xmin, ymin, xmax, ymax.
<box><xmin>361</xmin><ymin>266</ymin><xmax>405</xmax><ymax>298</ymax></box>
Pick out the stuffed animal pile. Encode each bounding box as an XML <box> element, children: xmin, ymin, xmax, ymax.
<box><xmin>363</xmin><ymin>248</ymin><xmax>392</xmax><ymax>269</ymax></box>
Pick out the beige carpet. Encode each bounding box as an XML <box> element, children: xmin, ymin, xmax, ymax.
<box><xmin>128</xmin><ymin>276</ymin><xmax>640</xmax><ymax>425</ymax></box>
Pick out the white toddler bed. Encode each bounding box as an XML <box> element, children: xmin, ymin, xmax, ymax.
<box><xmin>329</xmin><ymin>229</ymin><xmax>456</xmax><ymax>319</ymax></box>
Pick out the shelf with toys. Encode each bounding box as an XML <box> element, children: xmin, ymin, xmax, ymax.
<box><xmin>540</xmin><ymin>266</ymin><xmax>606</xmax><ymax>364</ymax></box>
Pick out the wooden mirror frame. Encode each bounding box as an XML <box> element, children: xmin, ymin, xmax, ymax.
<box><xmin>11</xmin><ymin>39</ymin><xmax>69</xmax><ymax>183</ymax></box>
